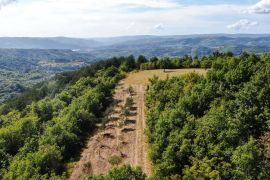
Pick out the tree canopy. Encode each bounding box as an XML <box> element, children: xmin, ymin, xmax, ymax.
<box><xmin>0</xmin><ymin>56</ymin><xmax>136</xmax><ymax>179</ymax></box>
<box><xmin>145</xmin><ymin>53</ymin><xmax>270</xmax><ymax>179</ymax></box>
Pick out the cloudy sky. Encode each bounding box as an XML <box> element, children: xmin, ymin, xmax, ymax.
<box><xmin>0</xmin><ymin>0</ymin><xmax>269</xmax><ymax>37</ymax></box>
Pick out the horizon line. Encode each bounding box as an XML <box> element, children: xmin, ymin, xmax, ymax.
<box><xmin>0</xmin><ymin>33</ymin><xmax>270</xmax><ymax>39</ymax></box>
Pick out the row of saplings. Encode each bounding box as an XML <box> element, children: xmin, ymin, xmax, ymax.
<box><xmin>86</xmin><ymin>86</ymin><xmax>147</xmax><ymax>179</ymax></box>
<box><xmin>122</xmin><ymin>86</ymin><xmax>136</xmax><ymax>123</ymax></box>
<box><xmin>108</xmin><ymin>86</ymin><xmax>136</xmax><ymax>165</ymax></box>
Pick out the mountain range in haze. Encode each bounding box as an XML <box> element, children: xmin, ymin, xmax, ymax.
<box><xmin>1</xmin><ymin>34</ymin><xmax>270</xmax><ymax>58</ymax></box>
<box><xmin>1</xmin><ymin>34</ymin><xmax>270</xmax><ymax>102</ymax></box>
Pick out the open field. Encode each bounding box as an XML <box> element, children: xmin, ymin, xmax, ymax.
<box><xmin>123</xmin><ymin>68</ymin><xmax>207</xmax><ymax>86</ymax></box>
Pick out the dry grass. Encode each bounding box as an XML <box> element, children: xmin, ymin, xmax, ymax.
<box><xmin>123</xmin><ymin>69</ymin><xmax>207</xmax><ymax>86</ymax></box>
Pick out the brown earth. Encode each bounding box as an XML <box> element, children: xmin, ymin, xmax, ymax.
<box><xmin>69</xmin><ymin>83</ymin><xmax>151</xmax><ymax>179</ymax></box>
<box><xmin>69</xmin><ymin>69</ymin><xmax>207</xmax><ymax>179</ymax></box>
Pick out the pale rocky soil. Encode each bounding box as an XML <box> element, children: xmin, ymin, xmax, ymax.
<box><xmin>69</xmin><ymin>82</ymin><xmax>152</xmax><ymax>179</ymax></box>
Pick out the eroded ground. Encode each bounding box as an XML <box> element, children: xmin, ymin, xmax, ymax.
<box><xmin>69</xmin><ymin>83</ymin><xmax>151</xmax><ymax>179</ymax></box>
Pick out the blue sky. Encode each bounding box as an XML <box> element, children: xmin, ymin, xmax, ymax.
<box><xmin>0</xmin><ymin>0</ymin><xmax>269</xmax><ymax>37</ymax></box>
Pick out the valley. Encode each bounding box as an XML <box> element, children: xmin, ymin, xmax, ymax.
<box><xmin>0</xmin><ymin>49</ymin><xmax>95</xmax><ymax>102</ymax></box>
<box><xmin>1</xmin><ymin>34</ymin><xmax>270</xmax><ymax>102</ymax></box>
<box><xmin>1</xmin><ymin>0</ymin><xmax>270</xmax><ymax>179</ymax></box>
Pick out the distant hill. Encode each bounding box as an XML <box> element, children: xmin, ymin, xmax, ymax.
<box><xmin>1</xmin><ymin>34</ymin><xmax>270</xmax><ymax>58</ymax></box>
<box><xmin>89</xmin><ymin>34</ymin><xmax>270</xmax><ymax>58</ymax></box>
<box><xmin>1</xmin><ymin>34</ymin><xmax>270</xmax><ymax>102</ymax></box>
<box><xmin>0</xmin><ymin>37</ymin><xmax>100</xmax><ymax>49</ymax></box>
<box><xmin>0</xmin><ymin>49</ymin><xmax>96</xmax><ymax>102</ymax></box>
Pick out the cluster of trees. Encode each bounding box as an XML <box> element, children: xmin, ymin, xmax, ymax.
<box><xmin>139</xmin><ymin>52</ymin><xmax>234</xmax><ymax>71</ymax></box>
<box><xmin>89</xmin><ymin>165</ymin><xmax>146</xmax><ymax>180</ymax></box>
<box><xmin>145</xmin><ymin>52</ymin><xmax>270</xmax><ymax>179</ymax></box>
<box><xmin>0</xmin><ymin>56</ymin><xmax>139</xmax><ymax>179</ymax></box>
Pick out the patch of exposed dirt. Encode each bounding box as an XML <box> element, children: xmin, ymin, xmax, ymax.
<box><xmin>69</xmin><ymin>82</ymin><xmax>152</xmax><ymax>179</ymax></box>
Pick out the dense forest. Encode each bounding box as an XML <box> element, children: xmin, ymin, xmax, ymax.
<box><xmin>0</xmin><ymin>55</ymin><xmax>140</xmax><ymax>179</ymax></box>
<box><xmin>1</xmin><ymin>52</ymin><xmax>270</xmax><ymax>179</ymax></box>
<box><xmin>145</xmin><ymin>53</ymin><xmax>270</xmax><ymax>179</ymax></box>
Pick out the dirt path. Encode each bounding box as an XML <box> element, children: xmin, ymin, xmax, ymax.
<box><xmin>131</xmin><ymin>85</ymin><xmax>152</xmax><ymax>176</ymax></box>
<box><xmin>69</xmin><ymin>82</ymin><xmax>152</xmax><ymax>179</ymax></box>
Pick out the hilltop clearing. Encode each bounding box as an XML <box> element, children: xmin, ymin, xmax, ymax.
<box><xmin>123</xmin><ymin>69</ymin><xmax>207</xmax><ymax>86</ymax></box>
<box><xmin>69</xmin><ymin>68</ymin><xmax>206</xmax><ymax>179</ymax></box>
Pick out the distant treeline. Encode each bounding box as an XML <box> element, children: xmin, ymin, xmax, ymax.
<box><xmin>138</xmin><ymin>51</ymin><xmax>234</xmax><ymax>70</ymax></box>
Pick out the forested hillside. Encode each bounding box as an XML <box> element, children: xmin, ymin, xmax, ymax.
<box><xmin>0</xmin><ymin>56</ymin><xmax>139</xmax><ymax>179</ymax></box>
<box><xmin>1</xmin><ymin>52</ymin><xmax>270</xmax><ymax>179</ymax></box>
<box><xmin>89</xmin><ymin>35</ymin><xmax>270</xmax><ymax>59</ymax></box>
<box><xmin>2</xmin><ymin>35</ymin><xmax>270</xmax><ymax>57</ymax></box>
<box><xmin>2</xmin><ymin>34</ymin><xmax>270</xmax><ymax>102</ymax></box>
<box><xmin>145</xmin><ymin>53</ymin><xmax>270</xmax><ymax>179</ymax></box>
<box><xmin>0</xmin><ymin>49</ymin><xmax>95</xmax><ymax>102</ymax></box>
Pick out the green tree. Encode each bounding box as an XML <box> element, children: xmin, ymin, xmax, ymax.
<box><xmin>231</xmin><ymin>138</ymin><xmax>265</xmax><ymax>179</ymax></box>
<box><xmin>109</xmin><ymin>155</ymin><xmax>123</xmax><ymax>167</ymax></box>
<box><xmin>137</xmin><ymin>55</ymin><xmax>148</xmax><ymax>69</ymax></box>
<box><xmin>90</xmin><ymin>165</ymin><xmax>146</xmax><ymax>180</ymax></box>
<box><xmin>159</xmin><ymin>58</ymin><xmax>170</xmax><ymax>72</ymax></box>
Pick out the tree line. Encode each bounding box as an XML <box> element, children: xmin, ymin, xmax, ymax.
<box><xmin>138</xmin><ymin>52</ymin><xmax>234</xmax><ymax>71</ymax></box>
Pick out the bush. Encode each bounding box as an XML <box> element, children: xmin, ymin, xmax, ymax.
<box><xmin>89</xmin><ymin>165</ymin><xmax>146</xmax><ymax>180</ymax></box>
<box><xmin>109</xmin><ymin>155</ymin><xmax>123</xmax><ymax>167</ymax></box>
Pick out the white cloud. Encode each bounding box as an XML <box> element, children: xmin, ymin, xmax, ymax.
<box><xmin>0</xmin><ymin>0</ymin><xmax>17</xmax><ymax>9</ymax></box>
<box><xmin>227</xmin><ymin>19</ymin><xmax>258</xmax><ymax>30</ymax></box>
<box><xmin>247</xmin><ymin>0</ymin><xmax>270</xmax><ymax>14</ymax></box>
<box><xmin>43</xmin><ymin>0</ymin><xmax>179</xmax><ymax>11</ymax></box>
<box><xmin>117</xmin><ymin>0</ymin><xmax>180</xmax><ymax>9</ymax></box>
<box><xmin>0</xmin><ymin>0</ymin><xmax>267</xmax><ymax>37</ymax></box>
<box><xmin>154</xmin><ymin>23</ymin><xmax>164</xmax><ymax>30</ymax></box>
